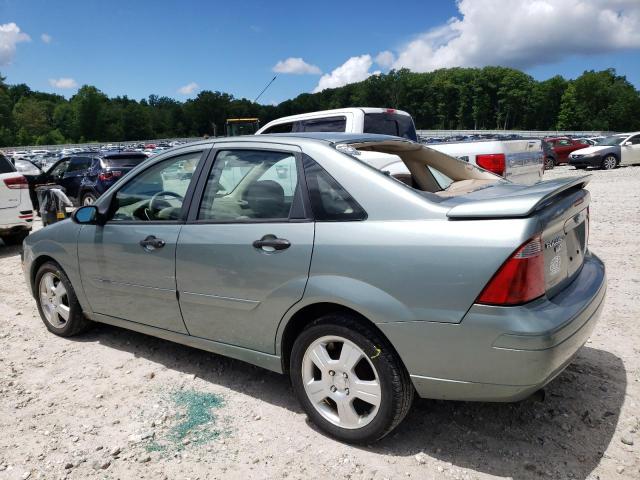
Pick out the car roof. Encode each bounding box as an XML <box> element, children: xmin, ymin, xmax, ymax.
<box><xmin>257</xmin><ymin>132</ymin><xmax>408</xmax><ymax>144</ymax></box>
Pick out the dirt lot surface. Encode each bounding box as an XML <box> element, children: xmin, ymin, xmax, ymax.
<box><xmin>0</xmin><ymin>165</ymin><xmax>639</xmax><ymax>480</ymax></box>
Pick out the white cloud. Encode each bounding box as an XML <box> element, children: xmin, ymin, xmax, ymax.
<box><xmin>41</xmin><ymin>33</ymin><xmax>52</xmax><ymax>44</ymax></box>
<box><xmin>177</xmin><ymin>82</ymin><xmax>199</xmax><ymax>95</ymax></box>
<box><xmin>313</xmin><ymin>55</ymin><xmax>378</xmax><ymax>93</ymax></box>
<box><xmin>0</xmin><ymin>22</ymin><xmax>30</xmax><ymax>66</ymax></box>
<box><xmin>48</xmin><ymin>77</ymin><xmax>78</xmax><ymax>89</ymax></box>
<box><xmin>375</xmin><ymin>51</ymin><xmax>396</xmax><ymax>69</ymax></box>
<box><xmin>273</xmin><ymin>57</ymin><xmax>321</xmax><ymax>75</ymax></box>
<box><xmin>391</xmin><ymin>0</ymin><xmax>640</xmax><ymax>71</ymax></box>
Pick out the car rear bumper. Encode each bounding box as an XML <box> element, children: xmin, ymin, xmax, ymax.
<box><xmin>0</xmin><ymin>212</ymin><xmax>33</xmax><ymax>235</ymax></box>
<box><xmin>378</xmin><ymin>252</ymin><xmax>606</xmax><ymax>402</ymax></box>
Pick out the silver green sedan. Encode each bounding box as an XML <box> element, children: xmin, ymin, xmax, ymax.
<box><xmin>22</xmin><ymin>133</ymin><xmax>606</xmax><ymax>443</ymax></box>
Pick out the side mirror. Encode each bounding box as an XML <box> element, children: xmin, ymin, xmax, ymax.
<box><xmin>72</xmin><ymin>205</ymin><xmax>99</xmax><ymax>224</ymax></box>
<box><xmin>624</xmin><ymin>141</ymin><xmax>632</xmax><ymax>146</ymax></box>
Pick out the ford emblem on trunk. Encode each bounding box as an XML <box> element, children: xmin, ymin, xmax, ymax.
<box><xmin>545</xmin><ymin>235</ymin><xmax>564</xmax><ymax>252</ymax></box>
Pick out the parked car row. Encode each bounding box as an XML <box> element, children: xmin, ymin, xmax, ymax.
<box><xmin>3</xmin><ymin>140</ymin><xmax>189</xmax><ymax>171</ymax></box>
<box><xmin>542</xmin><ymin>132</ymin><xmax>640</xmax><ymax>170</ymax></box>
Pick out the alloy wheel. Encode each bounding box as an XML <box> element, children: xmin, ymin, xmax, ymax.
<box><xmin>302</xmin><ymin>335</ymin><xmax>381</xmax><ymax>429</ymax></box>
<box><xmin>83</xmin><ymin>195</ymin><xmax>95</xmax><ymax>205</ymax></box>
<box><xmin>602</xmin><ymin>156</ymin><xmax>617</xmax><ymax>170</ymax></box>
<box><xmin>38</xmin><ymin>272</ymin><xmax>70</xmax><ymax>328</ymax></box>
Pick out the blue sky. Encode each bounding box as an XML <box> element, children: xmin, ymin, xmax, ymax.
<box><xmin>1</xmin><ymin>0</ymin><xmax>639</xmax><ymax>104</ymax></box>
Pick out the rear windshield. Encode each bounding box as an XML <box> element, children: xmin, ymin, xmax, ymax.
<box><xmin>0</xmin><ymin>154</ymin><xmax>16</xmax><ymax>173</ymax></box>
<box><xmin>363</xmin><ymin>113</ymin><xmax>418</xmax><ymax>141</ymax></box>
<box><xmin>102</xmin><ymin>154</ymin><xmax>147</xmax><ymax>168</ymax></box>
<box><xmin>298</xmin><ymin>116</ymin><xmax>347</xmax><ymax>132</ymax></box>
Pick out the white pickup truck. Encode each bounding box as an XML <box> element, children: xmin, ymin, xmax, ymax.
<box><xmin>257</xmin><ymin>108</ymin><xmax>543</xmax><ymax>184</ymax></box>
<box><xmin>426</xmin><ymin>138</ymin><xmax>544</xmax><ymax>185</ymax></box>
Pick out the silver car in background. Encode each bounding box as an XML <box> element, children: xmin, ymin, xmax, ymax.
<box><xmin>22</xmin><ymin>133</ymin><xmax>606</xmax><ymax>443</ymax></box>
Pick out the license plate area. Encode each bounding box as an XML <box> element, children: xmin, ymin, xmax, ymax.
<box><xmin>543</xmin><ymin>208</ymin><xmax>587</xmax><ymax>294</ymax></box>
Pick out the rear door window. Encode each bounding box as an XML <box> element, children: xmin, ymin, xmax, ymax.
<box><xmin>198</xmin><ymin>150</ymin><xmax>299</xmax><ymax>221</ymax></box>
<box><xmin>0</xmin><ymin>154</ymin><xmax>16</xmax><ymax>173</ymax></box>
<box><xmin>67</xmin><ymin>156</ymin><xmax>93</xmax><ymax>172</ymax></box>
<box><xmin>363</xmin><ymin>113</ymin><xmax>417</xmax><ymax>141</ymax></box>
<box><xmin>297</xmin><ymin>116</ymin><xmax>347</xmax><ymax>132</ymax></box>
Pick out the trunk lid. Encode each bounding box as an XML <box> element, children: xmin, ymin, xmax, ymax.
<box><xmin>444</xmin><ymin>176</ymin><xmax>590</xmax><ymax>219</ymax></box>
<box><xmin>444</xmin><ymin>176</ymin><xmax>591</xmax><ymax>297</ymax></box>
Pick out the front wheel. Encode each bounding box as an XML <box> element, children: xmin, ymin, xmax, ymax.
<box><xmin>35</xmin><ymin>262</ymin><xmax>91</xmax><ymax>337</ymax></box>
<box><xmin>601</xmin><ymin>155</ymin><xmax>617</xmax><ymax>170</ymax></box>
<box><xmin>290</xmin><ymin>314</ymin><xmax>413</xmax><ymax>443</ymax></box>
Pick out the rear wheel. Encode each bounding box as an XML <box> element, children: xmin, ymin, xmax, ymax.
<box><xmin>290</xmin><ymin>313</ymin><xmax>413</xmax><ymax>443</ymax></box>
<box><xmin>544</xmin><ymin>157</ymin><xmax>555</xmax><ymax>170</ymax></box>
<box><xmin>81</xmin><ymin>193</ymin><xmax>97</xmax><ymax>205</ymax></box>
<box><xmin>601</xmin><ymin>155</ymin><xmax>617</xmax><ymax>170</ymax></box>
<box><xmin>35</xmin><ymin>262</ymin><xmax>91</xmax><ymax>337</ymax></box>
<box><xmin>1</xmin><ymin>230</ymin><xmax>29</xmax><ymax>245</ymax></box>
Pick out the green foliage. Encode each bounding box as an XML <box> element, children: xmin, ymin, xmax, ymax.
<box><xmin>0</xmin><ymin>67</ymin><xmax>638</xmax><ymax>147</ymax></box>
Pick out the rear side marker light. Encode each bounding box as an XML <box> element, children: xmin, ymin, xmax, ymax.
<box><xmin>477</xmin><ymin>236</ymin><xmax>545</xmax><ymax>306</ymax></box>
<box><xmin>3</xmin><ymin>175</ymin><xmax>28</xmax><ymax>189</ymax></box>
<box><xmin>476</xmin><ymin>154</ymin><xmax>506</xmax><ymax>176</ymax></box>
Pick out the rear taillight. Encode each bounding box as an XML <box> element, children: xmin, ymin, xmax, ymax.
<box><xmin>476</xmin><ymin>236</ymin><xmax>545</xmax><ymax>306</ymax></box>
<box><xmin>3</xmin><ymin>175</ymin><xmax>28</xmax><ymax>189</ymax></box>
<box><xmin>476</xmin><ymin>154</ymin><xmax>506</xmax><ymax>176</ymax></box>
<box><xmin>98</xmin><ymin>170</ymin><xmax>122</xmax><ymax>181</ymax></box>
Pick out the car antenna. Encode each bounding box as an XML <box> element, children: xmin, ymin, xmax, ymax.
<box><xmin>254</xmin><ymin>75</ymin><xmax>277</xmax><ymax>104</ymax></box>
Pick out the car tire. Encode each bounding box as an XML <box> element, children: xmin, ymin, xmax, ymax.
<box><xmin>601</xmin><ymin>155</ymin><xmax>617</xmax><ymax>170</ymax></box>
<box><xmin>81</xmin><ymin>193</ymin><xmax>97</xmax><ymax>205</ymax></box>
<box><xmin>35</xmin><ymin>261</ymin><xmax>92</xmax><ymax>337</ymax></box>
<box><xmin>544</xmin><ymin>157</ymin><xmax>555</xmax><ymax>170</ymax></box>
<box><xmin>1</xmin><ymin>230</ymin><xmax>29</xmax><ymax>246</ymax></box>
<box><xmin>289</xmin><ymin>313</ymin><xmax>413</xmax><ymax>444</ymax></box>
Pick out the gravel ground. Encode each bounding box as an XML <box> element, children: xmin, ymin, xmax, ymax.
<box><xmin>0</xmin><ymin>165</ymin><xmax>638</xmax><ymax>480</ymax></box>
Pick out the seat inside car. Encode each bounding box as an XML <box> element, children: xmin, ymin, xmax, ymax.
<box><xmin>243</xmin><ymin>180</ymin><xmax>288</xmax><ymax>218</ymax></box>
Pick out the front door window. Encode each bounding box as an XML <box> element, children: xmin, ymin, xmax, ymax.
<box><xmin>110</xmin><ymin>151</ymin><xmax>203</xmax><ymax>222</ymax></box>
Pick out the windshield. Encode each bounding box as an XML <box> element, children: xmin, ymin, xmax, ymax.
<box><xmin>598</xmin><ymin>136</ymin><xmax>625</xmax><ymax>146</ymax></box>
<box><xmin>363</xmin><ymin>113</ymin><xmax>418</xmax><ymax>141</ymax></box>
<box><xmin>14</xmin><ymin>159</ymin><xmax>41</xmax><ymax>174</ymax></box>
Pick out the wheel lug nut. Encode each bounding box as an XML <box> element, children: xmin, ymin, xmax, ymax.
<box><xmin>345</xmin><ymin>388</ymin><xmax>350</xmax><ymax>396</ymax></box>
<box><xmin>328</xmin><ymin>370</ymin><xmax>335</xmax><ymax>376</ymax></box>
<box><xmin>342</xmin><ymin>372</ymin><xmax>348</xmax><ymax>378</ymax></box>
<box><xmin>330</xmin><ymin>386</ymin><xmax>337</xmax><ymax>392</ymax></box>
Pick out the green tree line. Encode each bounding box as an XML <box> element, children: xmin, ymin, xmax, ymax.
<box><xmin>1</xmin><ymin>66</ymin><xmax>639</xmax><ymax>147</ymax></box>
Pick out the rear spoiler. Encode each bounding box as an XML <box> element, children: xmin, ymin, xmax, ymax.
<box><xmin>446</xmin><ymin>176</ymin><xmax>591</xmax><ymax>219</ymax></box>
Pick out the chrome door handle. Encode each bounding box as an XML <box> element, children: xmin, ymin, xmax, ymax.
<box><xmin>252</xmin><ymin>236</ymin><xmax>290</xmax><ymax>251</ymax></box>
<box><xmin>139</xmin><ymin>235</ymin><xmax>165</xmax><ymax>251</ymax></box>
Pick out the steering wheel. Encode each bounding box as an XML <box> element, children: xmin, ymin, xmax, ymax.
<box><xmin>148</xmin><ymin>191</ymin><xmax>184</xmax><ymax>216</ymax></box>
